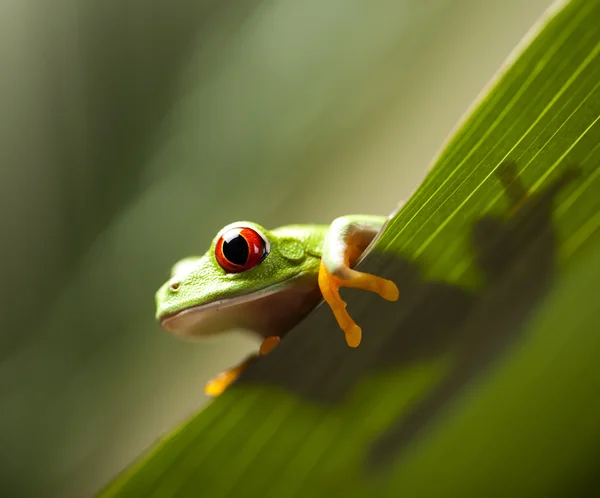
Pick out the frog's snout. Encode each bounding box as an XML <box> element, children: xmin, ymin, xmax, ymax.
<box><xmin>155</xmin><ymin>278</ymin><xmax>183</xmax><ymax>324</ymax></box>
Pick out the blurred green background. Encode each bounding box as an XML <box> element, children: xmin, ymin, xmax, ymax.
<box><xmin>0</xmin><ymin>1</ymin><xmax>554</xmax><ymax>497</ymax></box>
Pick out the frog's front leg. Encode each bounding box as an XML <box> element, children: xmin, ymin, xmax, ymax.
<box><xmin>318</xmin><ymin>215</ymin><xmax>399</xmax><ymax>348</ymax></box>
<box><xmin>204</xmin><ymin>335</ymin><xmax>281</xmax><ymax>397</ymax></box>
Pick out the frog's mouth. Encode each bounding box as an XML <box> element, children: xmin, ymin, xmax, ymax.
<box><xmin>158</xmin><ymin>276</ymin><xmax>321</xmax><ymax>339</ymax></box>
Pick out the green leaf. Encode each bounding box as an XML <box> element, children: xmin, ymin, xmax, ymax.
<box><xmin>99</xmin><ymin>0</ymin><xmax>600</xmax><ymax>496</ymax></box>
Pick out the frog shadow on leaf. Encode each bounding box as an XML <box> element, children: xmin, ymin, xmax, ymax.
<box><xmin>237</xmin><ymin>162</ymin><xmax>580</xmax><ymax>470</ymax></box>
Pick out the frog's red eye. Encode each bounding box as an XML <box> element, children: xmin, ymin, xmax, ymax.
<box><xmin>215</xmin><ymin>227</ymin><xmax>269</xmax><ymax>273</ymax></box>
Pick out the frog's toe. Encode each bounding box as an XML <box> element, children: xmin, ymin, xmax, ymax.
<box><xmin>259</xmin><ymin>335</ymin><xmax>281</xmax><ymax>355</ymax></box>
<box><xmin>378</xmin><ymin>277</ymin><xmax>400</xmax><ymax>301</ymax></box>
<box><xmin>344</xmin><ymin>268</ymin><xmax>399</xmax><ymax>301</ymax></box>
<box><xmin>345</xmin><ymin>323</ymin><xmax>362</xmax><ymax>348</ymax></box>
<box><xmin>204</xmin><ymin>356</ymin><xmax>256</xmax><ymax>397</ymax></box>
<box><xmin>318</xmin><ymin>262</ymin><xmax>365</xmax><ymax>347</ymax></box>
<box><xmin>205</xmin><ymin>372</ymin><xmax>236</xmax><ymax>397</ymax></box>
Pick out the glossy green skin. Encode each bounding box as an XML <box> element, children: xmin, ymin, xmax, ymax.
<box><xmin>155</xmin><ymin>215</ymin><xmax>387</xmax><ymax>338</ymax></box>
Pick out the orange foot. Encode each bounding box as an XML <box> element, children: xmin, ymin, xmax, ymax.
<box><xmin>318</xmin><ymin>261</ymin><xmax>399</xmax><ymax>348</ymax></box>
<box><xmin>204</xmin><ymin>335</ymin><xmax>281</xmax><ymax>397</ymax></box>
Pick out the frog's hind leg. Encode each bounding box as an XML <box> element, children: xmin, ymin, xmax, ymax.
<box><xmin>204</xmin><ymin>355</ymin><xmax>258</xmax><ymax>397</ymax></box>
<box><xmin>318</xmin><ymin>215</ymin><xmax>399</xmax><ymax>348</ymax></box>
<box><xmin>204</xmin><ymin>336</ymin><xmax>281</xmax><ymax>397</ymax></box>
<box><xmin>259</xmin><ymin>335</ymin><xmax>281</xmax><ymax>355</ymax></box>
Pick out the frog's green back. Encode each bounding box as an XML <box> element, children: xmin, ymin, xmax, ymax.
<box><xmin>271</xmin><ymin>224</ymin><xmax>330</xmax><ymax>259</ymax></box>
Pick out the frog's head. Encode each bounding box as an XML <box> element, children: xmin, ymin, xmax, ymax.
<box><xmin>155</xmin><ymin>221</ymin><xmax>322</xmax><ymax>338</ymax></box>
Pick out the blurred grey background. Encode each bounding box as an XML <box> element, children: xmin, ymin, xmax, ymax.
<box><xmin>0</xmin><ymin>0</ymin><xmax>553</xmax><ymax>496</ymax></box>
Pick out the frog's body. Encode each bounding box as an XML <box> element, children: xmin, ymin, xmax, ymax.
<box><xmin>155</xmin><ymin>215</ymin><xmax>399</xmax><ymax>396</ymax></box>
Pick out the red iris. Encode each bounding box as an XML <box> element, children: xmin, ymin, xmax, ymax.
<box><xmin>215</xmin><ymin>227</ymin><xmax>268</xmax><ymax>273</ymax></box>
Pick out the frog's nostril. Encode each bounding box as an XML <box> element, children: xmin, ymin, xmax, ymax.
<box><xmin>170</xmin><ymin>281</ymin><xmax>181</xmax><ymax>292</ymax></box>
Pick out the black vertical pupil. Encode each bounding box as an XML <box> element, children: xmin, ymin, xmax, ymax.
<box><xmin>222</xmin><ymin>232</ymin><xmax>249</xmax><ymax>265</ymax></box>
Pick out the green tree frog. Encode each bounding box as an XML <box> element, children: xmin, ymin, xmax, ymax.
<box><xmin>155</xmin><ymin>215</ymin><xmax>399</xmax><ymax>396</ymax></box>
